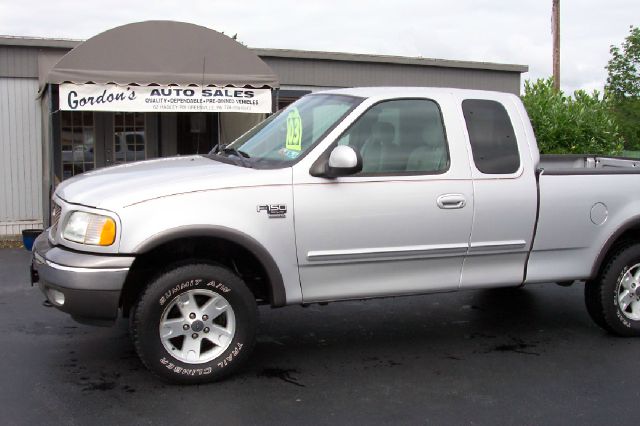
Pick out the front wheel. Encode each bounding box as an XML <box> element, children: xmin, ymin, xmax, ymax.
<box><xmin>131</xmin><ymin>263</ymin><xmax>258</xmax><ymax>384</ymax></box>
<box><xmin>585</xmin><ymin>244</ymin><xmax>640</xmax><ymax>336</ymax></box>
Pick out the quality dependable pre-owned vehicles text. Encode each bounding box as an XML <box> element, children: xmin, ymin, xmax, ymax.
<box><xmin>31</xmin><ymin>87</ymin><xmax>640</xmax><ymax>383</ymax></box>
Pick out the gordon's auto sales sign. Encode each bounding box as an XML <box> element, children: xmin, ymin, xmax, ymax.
<box><xmin>59</xmin><ymin>83</ymin><xmax>272</xmax><ymax>113</ymax></box>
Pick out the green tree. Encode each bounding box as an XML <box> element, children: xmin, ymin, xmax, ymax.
<box><xmin>522</xmin><ymin>78</ymin><xmax>623</xmax><ymax>155</ymax></box>
<box><xmin>606</xmin><ymin>26</ymin><xmax>640</xmax><ymax>150</ymax></box>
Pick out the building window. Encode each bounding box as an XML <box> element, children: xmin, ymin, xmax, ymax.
<box><xmin>114</xmin><ymin>112</ymin><xmax>146</xmax><ymax>164</ymax></box>
<box><xmin>176</xmin><ymin>112</ymin><xmax>218</xmax><ymax>155</ymax></box>
<box><xmin>60</xmin><ymin>111</ymin><xmax>95</xmax><ymax>180</ymax></box>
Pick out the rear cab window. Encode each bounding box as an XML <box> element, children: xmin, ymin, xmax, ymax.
<box><xmin>462</xmin><ymin>99</ymin><xmax>520</xmax><ymax>175</ymax></box>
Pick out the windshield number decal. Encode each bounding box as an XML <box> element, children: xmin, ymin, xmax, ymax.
<box><xmin>285</xmin><ymin>108</ymin><xmax>302</xmax><ymax>152</ymax></box>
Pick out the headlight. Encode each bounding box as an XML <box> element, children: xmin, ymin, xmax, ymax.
<box><xmin>62</xmin><ymin>211</ymin><xmax>116</xmax><ymax>246</ymax></box>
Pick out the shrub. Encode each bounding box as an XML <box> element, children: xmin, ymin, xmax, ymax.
<box><xmin>521</xmin><ymin>78</ymin><xmax>624</xmax><ymax>155</ymax></box>
<box><xmin>606</xmin><ymin>26</ymin><xmax>640</xmax><ymax>150</ymax></box>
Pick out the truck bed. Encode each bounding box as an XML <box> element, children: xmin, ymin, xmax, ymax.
<box><xmin>527</xmin><ymin>155</ymin><xmax>640</xmax><ymax>284</ymax></box>
<box><xmin>540</xmin><ymin>154</ymin><xmax>640</xmax><ymax>174</ymax></box>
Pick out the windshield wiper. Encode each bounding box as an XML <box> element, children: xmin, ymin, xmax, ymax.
<box><xmin>212</xmin><ymin>145</ymin><xmax>252</xmax><ymax>167</ymax></box>
<box><xmin>221</xmin><ymin>146</ymin><xmax>250</xmax><ymax>159</ymax></box>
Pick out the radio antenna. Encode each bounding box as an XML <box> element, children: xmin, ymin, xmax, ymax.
<box><xmin>196</xmin><ymin>57</ymin><xmax>206</xmax><ymax>154</ymax></box>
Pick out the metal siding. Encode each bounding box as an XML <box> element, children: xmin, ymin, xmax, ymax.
<box><xmin>262</xmin><ymin>57</ymin><xmax>522</xmax><ymax>94</ymax></box>
<box><xmin>0</xmin><ymin>46</ymin><xmax>39</xmax><ymax>78</ymax></box>
<box><xmin>0</xmin><ymin>43</ymin><xmax>523</xmax><ymax>93</ymax></box>
<box><xmin>252</xmin><ymin>48</ymin><xmax>528</xmax><ymax>73</ymax></box>
<box><xmin>0</xmin><ymin>77</ymin><xmax>43</xmax><ymax>236</ymax></box>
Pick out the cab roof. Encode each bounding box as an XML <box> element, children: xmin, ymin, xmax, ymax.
<box><xmin>315</xmin><ymin>86</ymin><xmax>519</xmax><ymax>101</ymax></box>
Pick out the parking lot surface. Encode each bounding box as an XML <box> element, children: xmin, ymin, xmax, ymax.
<box><xmin>1</xmin><ymin>247</ymin><xmax>639</xmax><ymax>425</ymax></box>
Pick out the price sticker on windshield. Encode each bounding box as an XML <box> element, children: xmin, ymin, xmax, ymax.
<box><xmin>285</xmin><ymin>108</ymin><xmax>302</xmax><ymax>151</ymax></box>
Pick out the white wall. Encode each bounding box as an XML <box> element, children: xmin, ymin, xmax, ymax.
<box><xmin>0</xmin><ymin>77</ymin><xmax>43</xmax><ymax>237</ymax></box>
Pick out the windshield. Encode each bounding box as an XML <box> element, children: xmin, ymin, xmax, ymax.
<box><xmin>208</xmin><ymin>94</ymin><xmax>362</xmax><ymax>168</ymax></box>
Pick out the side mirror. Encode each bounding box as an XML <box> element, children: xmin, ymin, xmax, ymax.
<box><xmin>325</xmin><ymin>145</ymin><xmax>363</xmax><ymax>178</ymax></box>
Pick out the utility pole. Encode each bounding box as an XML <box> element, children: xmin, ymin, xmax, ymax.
<box><xmin>552</xmin><ymin>0</ymin><xmax>560</xmax><ymax>92</ymax></box>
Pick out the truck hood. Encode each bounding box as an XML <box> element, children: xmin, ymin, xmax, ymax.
<box><xmin>55</xmin><ymin>156</ymin><xmax>291</xmax><ymax>210</ymax></box>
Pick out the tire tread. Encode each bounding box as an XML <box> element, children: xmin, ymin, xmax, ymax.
<box><xmin>585</xmin><ymin>242</ymin><xmax>640</xmax><ymax>336</ymax></box>
<box><xmin>130</xmin><ymin>263</ymin><xmax>258</xmax><ymax>384</ymax></box>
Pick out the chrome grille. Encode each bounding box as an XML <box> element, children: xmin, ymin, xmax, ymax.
<box><xmin>51</xmin><ymin>202</ymin><xmax>61</xmax><ymax>233</ymax></box>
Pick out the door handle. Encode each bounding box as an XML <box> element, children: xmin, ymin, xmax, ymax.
<box><xmin>437</xmin><ymin>194</ymin><xmax>467</xmax><ymax>209</ymax></box>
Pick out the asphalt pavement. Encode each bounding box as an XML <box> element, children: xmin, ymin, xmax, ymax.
<box><xmin>1</xmin><ymin>247</ymin><xmax>639</xmax><ymax>425</ymax></box>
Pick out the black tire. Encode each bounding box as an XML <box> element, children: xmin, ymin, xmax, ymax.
<box><xmin>131</xmin><ymin>263</ymin><xmax>258</xmax><ymax>384</ymax></box>
<box><xmin>584</xmin><ymin>279</ymin><xmax>609</xmax><ymax>331</ymax></box>
<box><xmin>585</xmin><ymin>243</ymin><xmax>640</xmax><ymax>336</ymax></box>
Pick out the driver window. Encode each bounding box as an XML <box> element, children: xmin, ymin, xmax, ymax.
<box><xmin>335</xmin><ymin>99</ymin><xmax>449</xmax><ymax>174</ymax></box>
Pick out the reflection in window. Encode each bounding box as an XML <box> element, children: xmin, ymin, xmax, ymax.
<box><xmin>60</xmin><ymin>111</ymin><xmax>95</xmax><ymax>180</ymax></box>
<box><xmin>226</xmin><ymin>95</ymin><xmax>359</xmax><ymax>166</ymax></box>
<box><xmin>114</xmin><ymin>112</ymin><xmax>146</xmax><ymax>164</ymax></box>
<box><xmin>336</xmin><ymin>99</ymin><xmax>449</xmax><ymax>174</ymax></box>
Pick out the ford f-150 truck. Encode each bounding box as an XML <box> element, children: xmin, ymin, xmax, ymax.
<box><xmin>31</xmin><ymin>87</ymin><xmax>640</xmax><ymax>384</ymax></box>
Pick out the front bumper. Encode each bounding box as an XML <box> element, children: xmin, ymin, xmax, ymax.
<box><xmin>31</xmin><ymin>232</ymin><xmax>135</xmax><ymax>323</ymax></box>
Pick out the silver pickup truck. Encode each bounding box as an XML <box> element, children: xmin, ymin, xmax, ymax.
<box><xmin>31</xmin><ymin>87</ymin><xmax>640</xmax><ymax>384</ymax></box>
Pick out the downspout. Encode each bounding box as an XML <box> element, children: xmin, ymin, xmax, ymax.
<box><xmin>272</xmin><ymin>88</ymin><xmax>280</xmax><ymax>114</ymax></box>
<box><xmin>41</xmin><ymin>83</ymin><xmax>54</xmax><ymax>228</ymax></box>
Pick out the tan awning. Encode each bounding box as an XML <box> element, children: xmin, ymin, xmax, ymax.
<box><xmin>45</xmin><ymin>20</ymin><xmax>279</xmax><ymax>89</ymax></box>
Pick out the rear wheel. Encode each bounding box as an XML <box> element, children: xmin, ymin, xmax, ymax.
<box><xmin>585</xmin><ymin>244</ymin><xmax>640</xmax><ymax>336</ymax></box>
<box><xmin>131</xmin><ymin>263</ymin><xmax>258</xmax><ymax>384</ymax></box>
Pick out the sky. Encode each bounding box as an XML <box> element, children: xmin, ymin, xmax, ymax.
<box><xmin>1</xmin><ymin>0</ymin><xmax>638</xmax><ymax>94</ymax></box>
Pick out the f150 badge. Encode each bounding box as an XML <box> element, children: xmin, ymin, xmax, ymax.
<box><xmin>257</xmin><ymin>204</ymin><xmax>287</xmax><ymax>218</ymax></box>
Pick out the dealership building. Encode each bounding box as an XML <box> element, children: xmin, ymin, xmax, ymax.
<box><xmin>0</xmin><ymin>20</ymin><xmax>528</xmax><ymax>238</ymax></box>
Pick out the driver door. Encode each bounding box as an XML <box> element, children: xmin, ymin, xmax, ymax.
<box><xmin>293</xmin><ymin>97</ymin><xmax>474</xmax><ymax>302</ymax></box>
